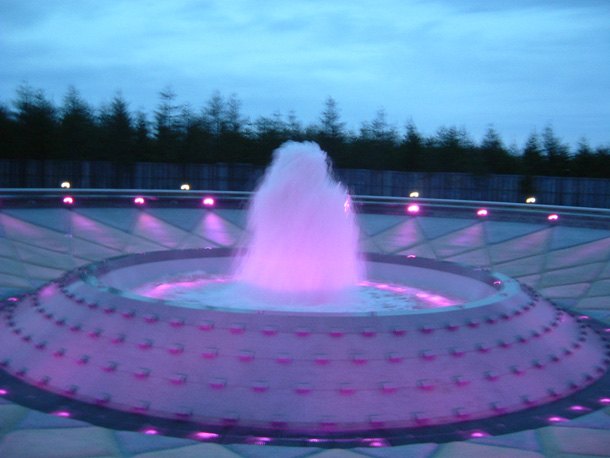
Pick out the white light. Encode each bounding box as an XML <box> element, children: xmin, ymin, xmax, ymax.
<box><xmin>180</xmin><ymin>184</ymin><xmax>190</xmax><ymax>191</ymax></box>
<box><xmin>134</xmin><ymin>197</ymin><xmax>145</xmax><ymax>205</ymax></box>
<box><xmin>60</xmin><ymin>181</ymin><xmax>71</xmax><ymax>189</ymax></box>
<box><xmin>477</xmin><ymin>209</ymin><xmax>488</xmax><ymax>217</ymax></box>
<box><xmin>407</xmin><ymin>204</ymin><xmax>420</xmax><ymax>213</ymax></box>
<box><xmin>203</xmin><ymin>197</ymin><xmax>215</xmax><ymax>206</ymax></box>
<box><xmin>409</xmin><ymin>191</ymin><xmax>419</xmax><ymax>198</ymax></box>
<box><xmin>526</xmin><ymin>197</ymin><xmax>536</xmax><ymax>204</ymax></box>
<box><xmin>548</xmin><ymin>214</ymin><xmax>559</xmax><ymax>221</ymax></box>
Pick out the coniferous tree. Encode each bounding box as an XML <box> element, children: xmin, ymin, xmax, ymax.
<box><xmin>12</xmin><ymin>84</ymin><xmax>58</xmax><ymax>159</ymax></box>
<box><xmin>59</xmin><ymin>85</ymin><xmax>97</xmax><ymax>160</ymax></box>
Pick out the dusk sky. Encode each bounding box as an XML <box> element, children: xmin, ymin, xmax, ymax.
<box><xmin>1</xmin><ymin>0</ymin><xmax>609</xmax><ymax>149</ymax></box>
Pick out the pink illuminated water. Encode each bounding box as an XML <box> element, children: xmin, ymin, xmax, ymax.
<box><xmin>132</xmin><ymin>272</ymin><xmax>461</xmax><ymax>313</ymax></box>
<box><xmin>234</xmin><ymin>141</ymin><xmax>362</xmax><ymax>303</ymax></box>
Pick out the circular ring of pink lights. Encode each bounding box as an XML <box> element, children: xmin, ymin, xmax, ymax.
<box><xmin>1</xmin><ymin>245</ymin><xmax>609</xmax><ymax>446</ymax></box>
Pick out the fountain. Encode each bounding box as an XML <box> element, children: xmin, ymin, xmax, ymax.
<box><xmin>0</xmin><ymin>142</ymin><xmax>608</xmax><ymax>446</ymax></box>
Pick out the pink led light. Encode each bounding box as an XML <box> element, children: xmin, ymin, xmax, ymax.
<box><xmin>470</xmin><ymin>431</ymin><xmax>490</xmax><ymax>438</ymax></box>
<box><xmin>194</xmin><ymin>432</ymin><xmax>219</xmax><ymax>440</ymax></box>
<box><xmin>569</xmin><ymin>405</ymin><xmax>588</xmax><ymax>412</ymax></box>
<box><xmin>548</xmin><ymin>213</ymin><xmax>559</xmax><ymax>221</ymax></box>
<box><xmin>548</xmin><ymin>416</ymin><xmax>568</xmax><ymax>423</ymax></box>
<box><xmin>344</xmin><ymin>197</ymin><xmax>351</xmax><ymax>212</ymax></box>
<box><xmin>134</xmin><ymin>197</ymin><xmax>145</xmax><ymax>205</ymax></box>
<box><xmin>477</xmin><ymin>209</ymin><xmax>488</xmax><ymax>216</ymax></box>
<box><xmin>0</xmin><ymin>389</ymin><xmax>7</xmax><ymax>396</ymax></box>
<box><xmin>600</xmin><ymin>398</ymin><xmax>610</xmax><ymax>405</ymax></box>
<box><xmin>142</xmin><ymin>428</ymin><xmax>158</xmax><ymax>435</ymax></box>
<box><xmin>62</xmin><ymin>196</ymin><xmax>74</xmax><ymax>205</ymax></box>
<box><xmin>407</xmin><ymin>254</ymin><xmax>416</xmax><ymax>258</ymax></box>
<box><xmin>52</xmin><ymin>411</ymin><xmax>71</xmax><ymax>418</ymax></box>
<box><xmin>202</xmin><ymin>197</ymin><xmax>215</xmax><ymax>206</ymax></box>
<box><xmin>7</xmin><ymin>297</ymin><xmax>18</xmax><ymax>302</ymax></box>
<box><xmin>407</xmin><ymin>204</ymin><xmax>420</xmax><ymax>213</ymax></box>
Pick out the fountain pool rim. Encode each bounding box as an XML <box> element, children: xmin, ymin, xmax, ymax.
<box><xmin>82</xmin><ymin>247</ymin><xmax>516</xmax><ymax>317</ymax></box>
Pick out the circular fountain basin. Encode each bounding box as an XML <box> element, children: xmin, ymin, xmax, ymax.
<box><xmin>0</xmin><ymin>248</ymin><xmax>607</xmax><ymax>439</ymax></box>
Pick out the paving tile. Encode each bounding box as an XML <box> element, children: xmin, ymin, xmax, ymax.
<box><xmin>417</xmin><ymin>217</ymin><xmax>477</xmax><ymax>241</ymax></box>
<box><xmin>559</xmin><ymin>410</ymin><xmax>610</xmax><ymax>430</ymax></box>
<box><xmin>114</xmin><ymin>430</ymin><xmax>196</xmax><ymax>456</ymax></box>
<box><xmin>308</xmin><ymin>449</ymin><xmax>371</xmax><ymax>458</ymax></box>
<box><xmin>0</xmin><ymin>427</ymin><xmax>121</xmax><ymax>458</ymax></box>
<box><xmin>132</xmin><ymin>443</ymin><xmax>243</xmax><ymax>458</ymax></box>
<box><xmin>548</xmin><ymin>226</ymin><xmax>610</xmax><ymax>251</ymax></box>
<box><xmin>484</xmin><ymin>221</ymin><xmax>547</xmax><ymax>245</ymax></box>
<box><xmin>468</xmin><ymin>429</ymin><xmax>542</xmax><ymax>452</ymax></box>
<box><xmin>15</xmin><ymin>409</ymin><xmax>91</xmax><ymax>429</ymax></box>
<box><xmin>357</xmin><ymin>214</ymin><xmax>408</xmax><ymax>237</ymax></box>
<box><xmin>538</xmin><ymin>426</ymin><xmax>610</xmax><ymax>456</ymax></box>
<box><xmin>353</xmin><ymin>442</ymin><xmax>438</xmax><ymax>457</ymax></box>
<box><xmin>227</xmin><ymin>443</ymin><xmax>318</xmax><ymax>458</ymax></box>
<box><xmin>432</xmin><ymin>441</ymin><xmax>544</xmax><ymax>458</ymax></box>
<box><xmin>0</xmin><ymin>404</ymin><xmax>29</xmax><ymax>437</ymax></box>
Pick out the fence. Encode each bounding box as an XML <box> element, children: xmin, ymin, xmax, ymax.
<box><xmin>1</xmin><ymin>159</ymin><xmax>608</xmax><ymax>208</ymax></box>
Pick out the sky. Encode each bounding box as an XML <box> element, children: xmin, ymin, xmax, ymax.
<box><xmin>1</xmin><ymin>0</ymin><xmax>609</xmax><ymax>149</ymax></box>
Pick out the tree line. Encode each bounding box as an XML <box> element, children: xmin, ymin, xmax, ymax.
<box><xmin>1</xmin><ymin>84</ymin><xmax>609</xmax><ymax>179</ymax></box>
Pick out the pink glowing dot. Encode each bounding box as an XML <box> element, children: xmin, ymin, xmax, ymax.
<box><xmin>470</xmin><ymin>431</ymin><xmax>490</xmax><ymax>438</ymax></box>
<box><xmin>578</xmin><ymin>315</ymin><xmax>590</xmax><ymax>320</ymax></box>
<box><xmin>62</xmin><ymin>196</ymin><xmax>74</xmax><ymax>205</ymax></box>
<box><xmin>477</xmin><ymin>209</ymin><xmax>488</xmax><ymax>216</ymax></box>
<box><xmin>569</xmin><ymin>405</ymin><xmax>586</xmax><ymax>412</ymax></box>
<box><xmin>407</xmin><ymin>204</ymin><xmax>420</xmax><ymax>213</ymax></box>
<box><xmin>600</xmin><ymin>398</ymin><xmax>610</xmax><ymax>405</ymax></box>
<box><xmin>202</xmin><ymin>197</ymin><xmax>215</xmax><ymax>206</ymax></box>
<box><xmin>548</xmin><ymin>213</ymin><xmax>559</xmax><ymax>221</ymax></box>
<box><xmin>7</xmin><ymin>297</ymin><xmax>18</xmax><ymax>302</ymax></box>
<box><xmin>134</xmin><ymin>197</ymin><xmax>145</xmax><ymax>205</ymax></box>
<box><xmin>142</xmin><ymin>428</ymin><xmax>158</xmax><ymax>435</ymax></box>
<box><xmin>548</xmin><ymin>416</ymin><xmax>568</xmax><ymax>423</ymax></box>
<box><xmin>195</xmin><ymin>432</ymin><xmax>219</xmax><ymax>440</ymax></box>
<box><xmin>407</xmin><ymin>254</ymin><xmax>416</xmax><ymax>258</ymax></box>
<box><xmin>53</xmin><ymin>411</ymin><xmax>71</xmax><ymax>418</ymax></box>
<box><xmin>0</xmin><ymin>389</ymin><xmax>7</xmax><ymax>396</ymax></box>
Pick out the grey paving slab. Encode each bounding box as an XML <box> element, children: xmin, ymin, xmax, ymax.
<box><xmin>113</xmin><ymin>430</ymin><xmax>197</xmax><ymax>456</ymax></box>
<box><xmin>432</xmin><ymin>441</ymin><xmax>544</xmax><ymax>458</ymax></box>
<box><xmin>538</xmin><ymin>426</ymin><xmax>610</xmax><ymax>456</ymax></box>
<box><xmin>0</xmin><ymin>426</ymin><xmax>121</xmax><ymax>458</ymax></box>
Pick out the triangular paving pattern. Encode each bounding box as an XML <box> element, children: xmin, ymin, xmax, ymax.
<box><xmin>143</xmin><ymin>208</ymin><xmax>204</xmax><ymax>233</ymax></box>
<box><xmin>0</xmin><ymin>272</ymin><xmax>32</xmax><ymax>289</ymax></box>
<box><xmin>428</xmin><ymin>223</ymin><xmax>486</xmax><ymax>259</ymax></box>
<box><xmin>489</xmin><ymin>229</ymin><xmax>552</xmax><ymax>265</ymax></box>
<box><xmin>213</xmin><ymin>209</ymin><xmax>249</xmax><ymax>230</ymax></box>
<box><xmin>548</xmin><ymin>226</ymin><xmax>610</xmax><ymax>251</ymax></box>
<box><xmin>584</xmin><ymin>279</ymin><xmax>610</xmax><ymax>297</ymax></box>
<box><xmin>11</xmin><ymin>240</ymin><xmax>75</xmax><ymax>271</ymax></box>
<box><xmin>483</xmin><ymin>221</ymin><xmax>547</xmax><ymax>245</ymax></box>
<box><xmin>0</xmin><ymin>214</ymin><xmax>70</xmax><ymax>253</ymax></box>
<box><xmin>69</xmin><ymin>213</ymin><xmax>131</xmax><ymax>251</ymax></box>
<box><xmin>0</xmin><ymin>256</ymin><xmax>28</xmax><ymax>278</ymax></box>
<box><xmin>538</xmin><ymin>283</ymin><xmax>591</xmax><ymax>299</ymax></box>
<box><xmin>0</xmin><ymin>238</ymin><xmax>17</xmax><ymax>258</ymax></box>
<box><xmin>71</xmin><ymin>238</ymin><xmax>123</xmax><ymax>262</ymax></box>
<box><xmin>368</xmin><ymin>219</ymin><xmax>424</xmax><ymax>253</ymax></box>
<box><xmin>417</xmin><ymin>217</ymin><xmax>476</xmax><ymax>240</ymax></box>
<box><xmin>444</xmin><ymin>248</ymin><xmax>490</xmax><ymax>268</ymax></box>
<box><xmin>545</xmin><ymin>237</ymin><xmax>610</xmax><ymax>270</ymax></box>
<box><xmin>22</xmin><ymin>263</ymin><xmax>65</xmax><ymax>282</ymax></box>
<box><xmin>494</xmin><ymin>254</ymin><xmax>546</xmax><ymax>278</ymax></box>
<box><xmin>540</xmin><ymin>263</ymin><xmax>605</xmax><ymax>289</ymax></box>
<box><xmin>131</xmin><ymin>212</ymin><xmax>193</xmax><ymax>249</ymax></box>
<box><xmin>2</xmin><ymin>209</ymin><xmax>72</xmax><ymax>234</ymax></box>
<box><xmin>74</xmin><ymin>208</ymin><xmax>140</xmax><ymax>233</ymax></box>
<box><xmin>191</xmin><ymin>212</ymin><xmax>244</xmax><ymax>247</ymax></box>
<box><xmin>357</xmin><ymin>214</ymin><xmax>407</xmax><ymax>237</ymax></box>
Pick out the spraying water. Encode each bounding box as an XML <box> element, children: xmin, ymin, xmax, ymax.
<box><xmin>234</xmin><ymin>141</ymin><xmax>362</xmax><ymax>302</ymax></box>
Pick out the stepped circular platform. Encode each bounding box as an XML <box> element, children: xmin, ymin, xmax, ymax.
<box><xmin>0</xmin><ymin>246</ymin><xmax>607</xmax><ymax>442</ymax></box>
